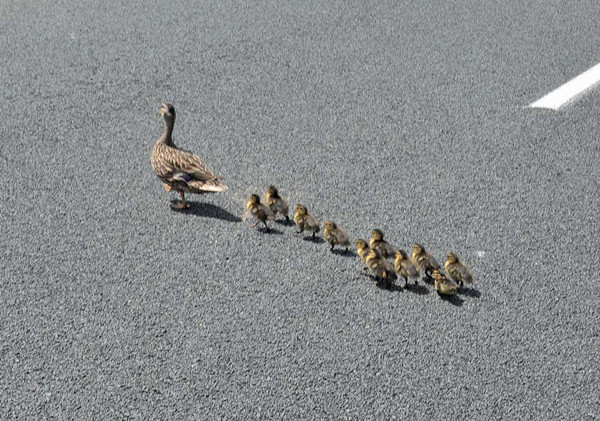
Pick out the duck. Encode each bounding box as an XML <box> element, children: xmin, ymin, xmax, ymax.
<box><xmin>294</xmin><ymin>204</ymin><xmax>320</xmax><ymax>239</ymax></box>
<box><xmin>394</xmin><ymin>249</ymin><xmax>420</xmax><ymax>287</ymax></box>
<box><xmin>369</xmin><ymin>229</ymin><xmax>396</xmax><ymax>259</ymax></box>
<box><xmin>323</xmin><ymin>221</ymin><xmax>351</xmax><ymax>252</ymax></box>
<box><xmin>412</xmin><ymin>243</ymin><xmax>441</xmax><ymax>280</ymax></box>
<box><xmin>151</xmin><ymin>103</ymin><xmax>227</xmax><ymax>210</ymax></box>
<box><xmin>266</xmin><ymin>185</ymin><xmax>290</xmax><ymax>224</ymax></box>
<box><xmin>433</xmin><ymin>270</ymin><xmax>458</xmax><ymax>296</ymax></box>
<box><xmin>365</xmin><ymin>249</ymin><xmax>397</xmax><ymax>288</ymax></box>
<box><xmin>242</xmin><ymin>194</ymin><xmax>275</xmax><ymax>232</ymax></box>
<box><xmin>445</xmin><ymin>253</ymin><xmax>474</xmax><ymax>287</ymax></box>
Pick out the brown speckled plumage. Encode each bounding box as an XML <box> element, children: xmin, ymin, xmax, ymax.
<box><xmin>151</xmin><ymin>103</ymin><xmax>227</xmax><ymax>209</ymax></box>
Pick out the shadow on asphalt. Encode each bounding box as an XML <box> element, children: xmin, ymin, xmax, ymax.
<box><xmin>257</xmin><ymin>226</ymin><xmax>284</xmax><ymax>235</ymax></box>
<box><xmin>302</xmin><ymin>235</ymin><xmax>325</xmax><ymax>244</ymax></box>
<box><xmin>404</xmin><ymin>283</ymin><xmax>430</xmax><ymax>295</ymax></box>
<box><xmin>437</xmin><ymin>293</ymin><xmax>464</xmax><ymax>307</ymax></box>
<box><xmin>173</xmin><ymin>202</ymin><xmax>242</xmax><ymax>222</ymax></box>
<box><xmin>375</xmin><ymin>279</ymin><xmax>404</xmax><ymax>293</ymax></box>
<box><xmin>458</xmin><ymin>286</ymin><xmax>481</xmax><ymax>298</ymax></box>
<box><xmin>331</xmin><ymin>249</ymin><xmax>357</xmax><ymax>257</ymax></box>
<box><xmin>274</xmin><ymin>219</ymin><xmax>293</xmax><ymax>227</ymax></box>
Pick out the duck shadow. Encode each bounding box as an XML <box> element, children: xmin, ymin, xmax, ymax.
<box><xmin>404</xmin><ymin>283</ymin><xmax>430</xmax><ymax>295</ymax></box>
<box><xmin>331</xmin><ymin>249</ymin><xmax>357</xmax><ymax>258</ymax></box>
<box><xmin>437</xmin><ymin>293</ymin><xmax>464</xmax><ymax>307</ymax></box>
<box><xmin>274</xmin><ymin>219</ymin><xmax>293</xmax><ymax>227</ymax></box>
<box><xmin>458</xmin><ymin>286</ymin><xmax>481</xmax><ymax>298</ymax></box>
<box><xmin>172</xmin><ymin>201</ymin><xmax>242</xmax><ymax>223</ymax></box>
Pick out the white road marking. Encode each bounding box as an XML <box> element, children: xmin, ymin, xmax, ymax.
<box><xmin>529</xmin><ymin>62</ymin><xmax>600</xmax><ymax>110</ymax></box>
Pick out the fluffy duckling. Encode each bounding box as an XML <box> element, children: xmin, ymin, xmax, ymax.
<box><xmin>355</xmin><ymin>239</ymin><xmax>371</xmax><ymax>269</ymax></box>
<box><xmin>369</xmin><ymin>229</ymin><xmax>396</xmax><ymax>259</ymax></box>
<box><xmin>394</xmin><ymin>249</ymin><xmax>420</xmax><ymax>288</ymax></box>
<box><xmin>242</xmin><ymin>194</ymin><xmax>275</xmax><ymax>232</ymax></box>
<box><xmin>323</xmin><ymin>221</ymin><xmax>351</xmax><ymax>252</ymax></box>
<box><xmin>266</xmin><ymin>185</ymin><xmax>290</xmax><ymax>224</ymax></box>
<box><xmin>365</xmin><ymin>249</ymin><xmax>397</xmax><ymax>288</ymax></box>
<box><xmin>445</xmin><ymin>253</ymin><xmax>474</xmax><ymax>287</ymax></box>
<box><xmin>294</xmin><ymin>204</ymin><xmax>320</xmax><ymax>239</ymax></box>
<box><xmin>433</xmin><ymin>270</ymin><xmax>458</xmax><ymax>296</ymax></box>
<box><xmin>412</xmin><ymin>243</ymin><xmax>441</xmax><ymax>280</ymax></box>
<box><xmin>151</xmin><ymin>103</ymin><xmax>227</xmax><ymax>210</ymax></box>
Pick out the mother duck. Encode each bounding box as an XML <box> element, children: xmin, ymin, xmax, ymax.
<box><xmin>151</xmin><ymin>103</ymin><xmax>228</xmax><ymax>209</ymax></box>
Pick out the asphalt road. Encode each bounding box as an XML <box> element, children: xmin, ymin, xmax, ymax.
<box><xmin>1</xmin><ymin>1</ymin><xmax>599</xmax><ymax>419</ymax></box>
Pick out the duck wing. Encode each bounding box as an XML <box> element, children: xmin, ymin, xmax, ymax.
<box><xmin>166</xmin><ymin>147</ymin><xmax>228</xmax><ymax>192</ymax></box>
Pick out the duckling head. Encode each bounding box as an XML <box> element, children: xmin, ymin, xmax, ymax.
<box><xmin>355</xmin><ymin>239</ymin><xmax>368</xmax><ymax>249</ymax></box>
<box><xmin>432</xmin><ymin>269</ymin><xmax>443</xmax><ymax>280</ymax></box>
<box><xmin>396</xmin><ymin>249</ymin><xmax>407</xmax><ymax>260</ymax></box>
<box><xmin>249</xmin><ymin>194</ymin><xmax>261</xmax><ymax>205</ymax></box>
<box><xmin>446</xmin><ymin>252</ymin><xmax>459</xmax><ymax>264</ymax></box>
<box><xmin>371</xmin><ymin>229</ymin><xmax>384</xmax><ymax>241</ymax></box>
<box><xmin>413</xmin><ymin>243</ymin><xmax>424</xmax><ymax>254</ymax></box>
<box><xmin>324</xmin><ymin>221</ymin><xmax>336</xmax><ymax>230</ymax></box>
<box><xmin>295</xmin><ymin>204</ymin><xmax>307</xmax><ymax>215</ymax></box>
<box><xmin>268</xmin><ymin>185</ymin><xmax>279</xmax><ymax>196</ymax></box>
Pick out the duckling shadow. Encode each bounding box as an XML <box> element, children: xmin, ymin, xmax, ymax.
<box><xmin>458</xmin><ymin>286</ymin><xmax>481</xmax><ymax>298</ymax></box>
<box><xmin>375</xmin><ymin>280</ymin><xmax>404</xmax><ymax>293</ymax></box>
<box><xmin>174</xmin><ymin>202</ymin><xmax>242</xmax><ymax>223</ymax></box>
<box><xmin>364</xmin><ymin>275</ymin><xmax>403</xmax><ymax>293</ymax></box>
<box><xmin>438</xmin><ymin>293</ymin><xmax>464</xmax><ymax>307</ymax></box>
<box><xmin>259</xmin><ymin>227</ymin><xmax>284</xmax><ymax>235</ymax></box>
<box><xmin>331</xmin><ymin>249</ymin><xmax>357</xmax><ymax>258</ymax></box>
<box><xmin>302</xmin><ymin>236</ymin><xmax>325</xmax><ymax>244</ymax></box>
<box><xmin>405</xmin><ymin>283</ymin><xmax>430</xmax><ymax>295</ymax></box>
<box><xmin>274</xmin><ymin>219</ymin><xmax>293</xmax><ymax>227</ymax></box>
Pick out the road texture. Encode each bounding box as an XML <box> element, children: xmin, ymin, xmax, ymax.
<box><xmin>1</xmin><ymin>0</ymin><xmax>599</xmax><ymax>419</ymax></box>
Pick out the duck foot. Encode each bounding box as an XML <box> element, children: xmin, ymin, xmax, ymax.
<box><xmin>171</xmin><ymin>202</ymin><xmax>190</xmax><ymax>210</ymax></box>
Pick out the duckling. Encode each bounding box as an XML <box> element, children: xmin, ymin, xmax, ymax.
<box><xmin>323</xmin><ymin>221</ymin><xmax>351</xmax><ymax>252</ymax></box>
<box><xmin>445</xmin><ymin>253</ymin><xmax>474</xmax><ymax>287</ymax></box>
<box><xmin>294</xmin><ymin>204</ymin><xmax>320</xmax><ymax>239</ymax></box>
<box><xmin>369</xmin><ymin>229</ymin><xmax>396</xmax><ymax>259</ymax></box>
<box><xmin>365</xmin><ymin>249</ymin><xmax>397</xmax><ymax>288</ymax></box>
<box><xmin>433</xmin><ymin>269</ymin><xmax>458</xmax><ymax>296</ymax></box>
<box><xmin>412</xmin><ymin>243</ymin><xmax>441</xmax><ymax>280</ymax></box>
<box><xmin>242</xmin><ymin>194</ymin><xmax>275</xmax><ymax>232</ymax></box>
<box><xmin>151</xmin><ymin>103</ymin><xmax>228</xmax><ymax>210</ymax></box>
<box><xmin>266</xmin><ymin>185</ymin><xmax>290</xmax><ymax>224</ymax></box>
<box><xmin>394</xmin><ymin>249</ymin><xmax>420</xmax><ymax>287</ymax></box>
<box><xmin>355</xmin><ymin>239</ymin><xmax>371</xmax><ymax>270</ymax></box>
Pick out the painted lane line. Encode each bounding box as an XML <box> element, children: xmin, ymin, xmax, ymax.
<box><xmin>529</xmin><ymin>61</ymin><xmax>600</xmax><ymax>110</ymax></box>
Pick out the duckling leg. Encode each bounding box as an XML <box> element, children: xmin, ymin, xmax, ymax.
<box><xmin>330</xmin><ymin>243</ymin><xmax>334</xmax><ymax>251</ymax></box>
<box><xmin>404</xmin><ymin>276</ymin><xmax>408</xmax><ymax>288</ymax></box>
<box><xmin>263</xmin><ymin>221</ymin><xmax>270</xmax><ymax>233</ymax></box>
<box><xmin>285</xmin><ymin>215</ymin><xmax>291</xmax><ymax>225</ymax></box>
<box><xmin>163</xmin><ymin>183</ymin><xmax>174</xmax><ymax>192</ymax></box>
<box><xmin>171</xmin><ymin>191</ymin><xmax>190</xmax><ymax>210</ymax></box>
<box><xmin>312</xmin><ymin>231</ymin><xmax>316</xmax><ymax>240</ymax></box>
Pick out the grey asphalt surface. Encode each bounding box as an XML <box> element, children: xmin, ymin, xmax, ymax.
<box><xmin>1</xmin><ymin>0</ymin><xmax>599</xmax><ymax>419</ymax></box>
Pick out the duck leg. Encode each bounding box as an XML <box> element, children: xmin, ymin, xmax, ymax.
<box><xmin>172</xmin><ymin>191</ymin><xmax>190</xmax><ymax>210</ymax></box>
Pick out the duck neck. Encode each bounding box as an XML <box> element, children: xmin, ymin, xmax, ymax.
<box><xmin>159</xmin><ymin>116</ymin><xmax>175</xmax><ymax>146</ymax></box>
